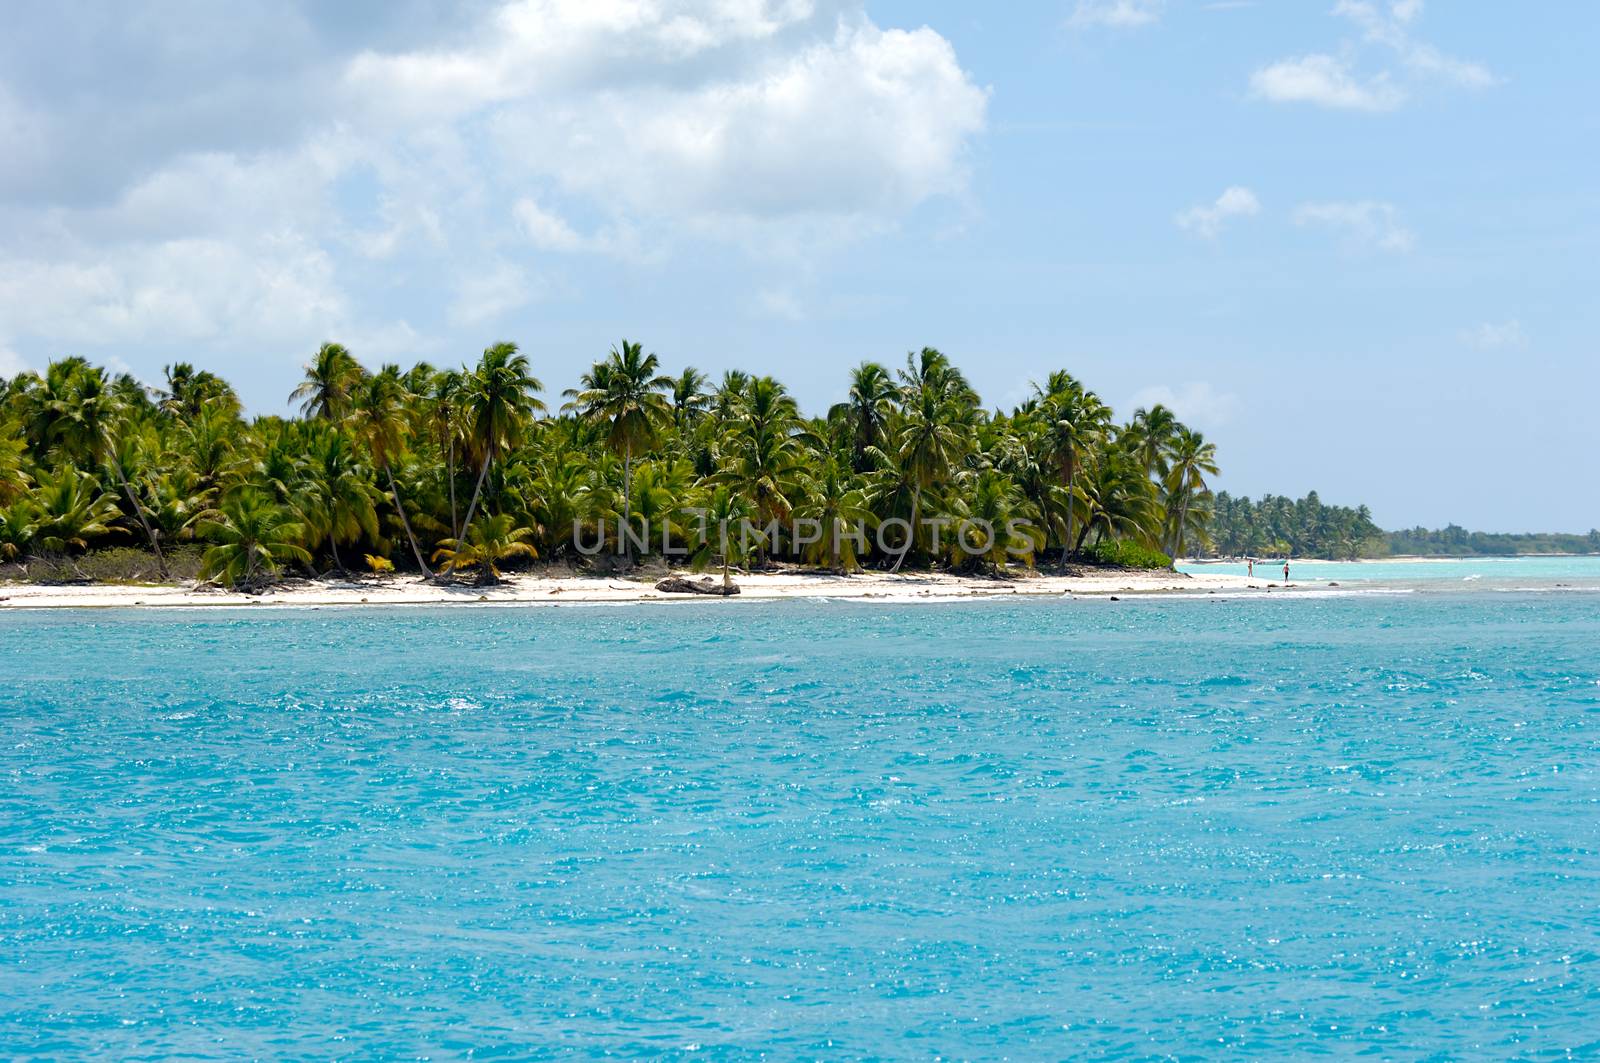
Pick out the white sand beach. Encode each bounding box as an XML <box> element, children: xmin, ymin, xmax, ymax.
<box><xmin>0</xmin><ymin>568</ymin><xmax>1263</xmax><ymax>610</ymax></box>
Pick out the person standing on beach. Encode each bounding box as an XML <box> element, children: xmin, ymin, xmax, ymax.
<box><xmin>1247</xmin><ymin>559</ymin><xmax>1254</xmax><ymax>577</ymax></box>
<box><xmin>1283</xmin><ymin>560</ymin><xmax>1290</xmax><ymax>582</ymax></box>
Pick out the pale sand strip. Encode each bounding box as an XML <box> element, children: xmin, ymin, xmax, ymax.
<box><xmin>0</xmin><ymin>569</ymin><xmax>1263</xmax><ymax>610</ymax></box>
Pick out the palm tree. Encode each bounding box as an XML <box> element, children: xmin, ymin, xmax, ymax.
<box><xmin>304</xmin><ymin>427</ymin><xmax>378</xmax><ymax>573</ymax></box>
<box><xmin>290</xmin><ymin>342</ymin><xmax>362</xmax><ymax>421</ymax></box>
<box><xmin>829</xmin><ymin>361</ymin><xmax>895</xmax><ymax>472</ymax></box>
<box><xmin>430</xmin><ymin>368</ymin><xmax>467</xmax><ymax>537</ymax></box>
<box><xmin>159</xmin><ymin>362</ymin><xmax>240</xmax><ymax>420</ymax></box>
<box><xmin>711</xmin><ymin>370</ymin><xmax>751</xmax><ymax>423</ymax></box>
<box><xmin>457</xmin><ymin>342</ymin><xmax>544</xmax><ymax>542</ymax></box>
<box><xmin>1075</xmin><ymin>444</ymin><xmax>1162</xmax><ymax>553</ymax></box>
<box><xmin>38</xmin><ymin>361</ymin><xmax>168</xmax><ymax>574</ymax></box>
<box><xmin>1033</xmin><ymin>372</ymin><xmax>1110</xmax><ymax>562</ymax></box>
<box><xmin>431</xmin><ymin>512</ymin><xmax>537</xmax><ymax>585</ymax></box>
<box><xmin>945</xmin><ymin>470</ymin><xmax>1043</xmax><ymax>574</ymax></box>
<box><xmin>26</xmin><ymin>468</ymin><xmax>123</xmax><ymax>555</ymax></box>
<box><xmin>566</xmin><ymin>339</ymin><xmax>670</xmax><ymax>558</ymax></box>
<box><xmin>667</xmin><ymin>367</ymin><xmax>711</xmax><ymax>431</ymax></box>
<box><xmin>350</xmin><ymin>368</ymin><xmax>433</xmax><ymax>575</ymax></box>
<box><xmin>1128</xmin><ymin>403</ymin><xmax>1180</xmax><ymax>480</ymax></box>
<box><xmin>1163</xmin><ymin>426</ymin><xmax>1219</xmax><ymax>559</ymax></box>
<box><xmin>795</xmin><ymin>457</ymin><xmax>872</xmax><ymax>571</ymax></box>
<box><xmin>197</xmin><ymin>490</ymin><xmax>312</xmax><ymax>589</ymax></box>
<box><xmin>888</xmin><ymin>378</ymin><xmax>971</xmax><ymax>571</ymax></box>
<box><xmin>720</xmin><ymin>376</ymin><xmax>802</xmax><ymax>558</ymax></box>
<box><xmin>688</xmin><ymin>486</ymin><xmax>753</xmax><ymax>591</ymax></box>
<box><xmin>0</xmin><ymin>422</ymin><xmax>32</xmax><ymax>502</ymax></box>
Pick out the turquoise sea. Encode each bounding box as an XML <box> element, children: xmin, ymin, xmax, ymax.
<box><xmin>1180</xmin><ymin>554</ymin><xmax>1600</xmax><ymax>592</ymax></box>
<box><xmin>3</xmin><ymin>585</ymin><xmax>1599</xmax><ymax>1057</ymax></box>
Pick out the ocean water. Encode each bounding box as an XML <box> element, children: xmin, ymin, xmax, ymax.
<box><xmin>1180</xmin><ymin>554</ymin><xmax>1600</xmax><ymax>592</ymax></box>
<box><xmin>2</xmin><ymin>596</ymin><xmax>1598</xmax><ymax>1058</ymax></box>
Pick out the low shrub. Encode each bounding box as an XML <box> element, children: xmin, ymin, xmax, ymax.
<box><xmin>7</xmin><ymin>545</ymin><xmax>206</xmax><ymax>584</ymax></box>
<box><xmin>1087</xmin><ymin>540</ymin><xmax>1173</xmax><ymax>570</ymax></box>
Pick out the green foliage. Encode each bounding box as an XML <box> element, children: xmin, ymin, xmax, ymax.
<box><xmin>2</xmin><ymin>346</ymin><xmax>1240</xmax><ymax>586</ymax></box>
<box><xmin>1204</xmin><ymin>491</ymin><xmax>1384</xmax><ymax>559</ymax></box>
<box><xmin>196</xmin><ymin>490</ymin><xmax>312</xmax><ymax>589</ymax></box>
<box><xmin>1384</xmin><ymin>525</ymin><xmax>1600</xmax><ymax>557</ymax></box>
<box><xmin>1088</xmin><ymin>539</ymin><xmax>1172</xmax><ymax>569</ymax></box>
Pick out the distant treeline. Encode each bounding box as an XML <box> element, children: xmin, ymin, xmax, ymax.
<box><xmin>1203</xmin><ymin>492</ymin><xmax>1384</xmax><ymax>559</ymax></box>
<box><xmin>1383</xmin><ymin>526</ymin><xmax>1600</xmax><ymax>557</ymax></box>
<box><xmin>1202</xmin><ymin>492</ymin><xmax>1600</xmax><ymax>559</ymax></box>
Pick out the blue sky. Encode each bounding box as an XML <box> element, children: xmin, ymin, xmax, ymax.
<box><xmin>1</xmin><ymin>1</ymin><xmax>1595</xmax><ymax>531</ymax></box>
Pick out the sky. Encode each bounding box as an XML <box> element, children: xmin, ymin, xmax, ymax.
<box><xmin>1</xmin><ymin>0</ymin><xmax>1596</xmax><ymax>532</ymax></box>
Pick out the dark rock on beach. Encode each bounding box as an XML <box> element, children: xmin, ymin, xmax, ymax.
<box><xmin>656</xmin><ymin>576</ymin><xmax>741</xmax><ymax>597</ymax></box>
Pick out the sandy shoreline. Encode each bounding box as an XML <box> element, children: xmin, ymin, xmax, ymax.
<box><xmin>0</xmin><ymin>568</ymin><xmax>1263</xmax><ymax>610</ymax></box>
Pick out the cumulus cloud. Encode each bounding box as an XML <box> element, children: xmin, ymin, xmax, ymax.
<box><xmin>0</xmin><ymin>235</ymin><xmax>346</xmax><ymax>348</ymax></box>
<box><xmin>0</xmin><ymin>2</ymin><xmax>987</xmax><ymax>386</ymax></box>
<box><xmin>1067</xmin><ymin>0</ymin><xmax>1164</xmax><ymax>30</ymax></box>
<box><xmin>1252</xmin><ymin>1</ymin><xmax>1494</xmax><ymax>110</ymax></box>
<box><xmin>1175</xmin><ymin>186</ymin><xmax>1261</xmax><ymax>238</ymax></box>
<box><xmin>1294</xmin><ymin>200</ymin><xmax>1415</xmax><ymax>252</ymax></box>
<box><xmin>1251</xmin><ymin>55</ymin><xmax>1404</xmax><ymax>111</ymax></box>
<box><xmin>1126</xmin><ymin>381</ymin><xmax>1240</xmax><ymax>428</ymax></box>
<box><xmin>1461</xmin><ymin>319</ymin><xmax>1526</xmax><ymax>350</ymax></box>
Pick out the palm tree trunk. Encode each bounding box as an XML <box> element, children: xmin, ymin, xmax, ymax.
<box><xmin>111</xmin><ymin>458</ymin><xmax>166</xmax><ymax>579</ymax></box>
<box><xmin>447</xmin><ymin>439</ymin><xmax>459</xmax><ymax>539</ymax></box>
<box><xmin>385</xmin><ymin>461</ymin><xmax>433</xmax><ymax>577</ymax></box>
<box><xmin>890</xmin><ymin>491</ymin><xmax>918</xmax><ymax>573</ymax></box>
<box><xmin>622</xmin><ymin>444</ymin><xmax>633</xmax><ymax>562</ymax></box>
<box><xmin>1173</xmin><ymin>495</ymin><xmax>1189</xmax><ymax>562</ymax></box>
<box><xmin>1063</xmin><ymin>454</ymin><xmax>1076</xmax><ymax>564</ymax></box>
<box><xmin>459</xmin><ymin>454</ymin><xmax>492</xmax><ymax>546</ymax></box>
<box><xmin>329</xmin><ymin>535</ymin><xmax>345</xmax><ymax>574</ymax></box>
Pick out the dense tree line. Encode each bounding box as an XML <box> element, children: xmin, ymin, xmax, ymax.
<box><xmin>1202</xmin><ymin>491</ymin><xmax>1385</xmax><ymax>559</ymax></box>
<box><xmin>1384</xmin><ymin>526</ymin><xmax>1600</xmax><ymax>557</ymax></box>
<box><xmin>0</xmin><ymin>345</ymin><xmax>1220</xmax><ymax>587</ymax></box>
<box><xmin>1204</xmin><ymin>494</ymin><xmax>1600</xmax><ymax>559</ymax></box>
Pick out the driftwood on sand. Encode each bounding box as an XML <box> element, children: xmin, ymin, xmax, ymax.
<box><xmin>655</xmin><ymin>576</ymin><xmax>741</xmax><ymax>597</ymax></box>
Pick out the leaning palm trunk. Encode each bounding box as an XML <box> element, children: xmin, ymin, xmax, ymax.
<box><xmin>447</xmin><ymin>439</ymin><xmax>458</xmax><ymax>539</ymax></box>
<box><xmin>112</xmin><ymin>457</ymin><xmax>166</xmax><ymax>579</ymax></box>
<box><xmin>622</xmin><ymin>445</ymin><xmax>633</xmax><ymax>562</ymax></box>
<box><xmin>457</xmin><ymin>455</ymin><xmax>492</xmax><ymax>554</ymax></box>
<box><xmin>384</xmin><ymin>462</ymin><xmax>433</xmax><ymax>576</ymax></box>
<box><xmin>1172</xmin><ymin>496</ymin><xmax>1189</xmax><ymax>562</ymax></box>
<box><xmin>890</xmin><ymin>491</ymin><xmax>919</xmax><ymax>574</ymax></box>
<box><xmin>1063</xmin><ymin>456</ymin><xmax>1076</xmax><ymax>564</ymax></box>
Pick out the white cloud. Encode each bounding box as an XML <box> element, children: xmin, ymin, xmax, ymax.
<box><xmin>1294</xmin><ymin>200</ymin><xmax>1415</xmax><ymax>252</ymax></box>
<box><xmin>1126</xmin><ymin>381</ymin><xmax>1240</xmax><ymax>428</ymax></box>
<box><xmin>449</xmin><ymin>259</ymin><xmax>536</xmax><ymax>326</ymax></box>
<box><xmin>513</xmin><ymin>198</ymin><xmax>585</xmax><ymax>253</ymax></box>
<box><xmin>511</xmin><ymin>198</ymin><xmax>650</xmax><ymax>261</ymax></box>
<box><xmin>481</xmin><ymin>20</ymin><xmax>988</xmax><ymax>227</ymax></box>
<box><xmin>0</xmin><ymin>235</ymin><xmax>346</xmax><ymax>347</ymax></box>
<box><xmin>0</xmin><ymin>2</ymin><xmax>987</xmax><ymax>377</ymax></box>
<box><xmin>1253</xmin><ymin>1</ymin><xmax>1494</xmax><ymax>111</ymax></box>
<box><xmin>1250</xmin><ymin>55</ymin><xmax>1404</xmax><ymax>111</ymax></box>
<box><xmin>1175</xmin><ymin>186</ymin><xmax>1261</xmax><ymax>238</ymax></box>
<box><xmin>1461</xmin><ymin>319</ymin><xmax>1526</xmax><ymax>351</ymax></box>
<box><xmin>1067</xmin><ymin>0</ymin><xmax>1164</xmax><ymax>29</ymax></box>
